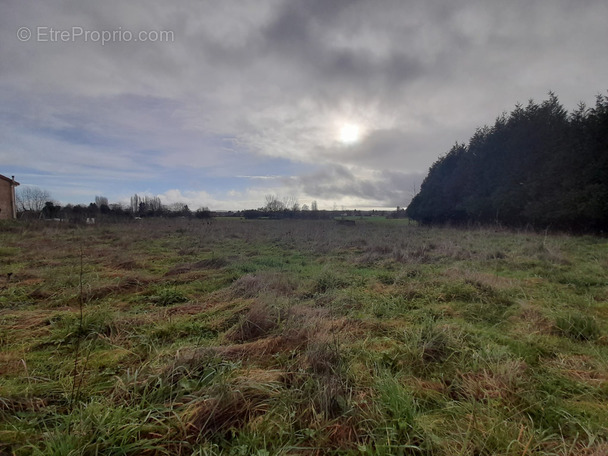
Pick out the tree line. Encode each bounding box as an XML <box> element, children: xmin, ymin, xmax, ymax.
<box><xmin>406</xmin><ymin>92</ymin><xmax>608</xmax><ymax>232</ymax></box>
<box><xmin>16</xmin><ymin>191</ymin><xmax>211</xmax><ymax>222</ymax></box>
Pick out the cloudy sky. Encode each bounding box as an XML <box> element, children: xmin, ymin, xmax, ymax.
<box><xmin>1</xmin><ymin>0</ymin><xmax>607</xmax><ymax>210</ymax></box>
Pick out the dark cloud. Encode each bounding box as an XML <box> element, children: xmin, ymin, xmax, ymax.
<box><xmin>257</xmin><ymin>0</ymin><xmax>427</xmax><ymax>100</ymax></box>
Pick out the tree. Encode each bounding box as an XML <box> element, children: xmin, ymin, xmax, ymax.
<box><xmin>195</xmin><ymin>207</ymin><xmax>211</xmax><ymax>219</ymax></box>
<box><xmin>16</xmin><ymin>186</ymin><xmax>52</xmax><ymax>213</ymax></box>
<box><xmin>130</xmin><ymin>194</ymin><xmax>163</xmax><ymax>216</ymax></box>
<box><xmin>168</xmin><ymin>202</ymin><xmax>192</xmax><ymax>217</ymax></box>
<box><xmin>130</xmin><ymin>194</ymin><xmax>141</xmax><ymax>214</ymax></box>
<box><xmin>95</xmin><ymin>196</ymin><xmax>109</xmax><ymax>207</ymax></box>
<box><xmin>406</xmin><ymin>92</ymin><xmax>608</xmax><ymax>231</ymax></box>
<box><xmin>264</xmin><ymin>194</ymin><xmax>286</xmax><ymax>212</ymax></box>
<box><xmin>42</xmin><ymin>201</ymin><xmax>61</xmax><ymax>219</ymax></box>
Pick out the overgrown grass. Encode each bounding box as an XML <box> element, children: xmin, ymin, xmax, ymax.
<box><xmin>0</xmin><ymin>218</ymin><xmax>606</xmax><ymax>455</ymax></box>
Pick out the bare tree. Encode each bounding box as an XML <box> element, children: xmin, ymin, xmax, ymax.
<box><xmin>130</xmin><ymin>194</ymin><xmax>140</xmax><ymax>214</ymax></box>
<box><xmin>130</xmin><ymin>194</ymin><xmax>163</xmax><ymax>215</ymax></box>
<box><xmin>283</xmin><ymin>195</ymin><xmax>298</xmax><ymax>211</ymax></box>
<box><xmin>95</xmin><ymin>195</ymin><xmax>109</xmax><ymax>207</ymax></box>
<box><xmin>143</xmin><ymin>195</ymin><xmax>162</xmax><ymax>213</ymax></box>
<box><xmin>16</xmin><ymin>186</ymin><xmax>52</xmax><ymax>213</ymax></box>
<box><xmin>264</xmin><ymin>194</ymin><xmax>299</xmax><ymax>212</ymax></box>
<box><xmin>264</xmin><ymin>194</ymin><xmax>286</xmax><ymax>212</ymax></box>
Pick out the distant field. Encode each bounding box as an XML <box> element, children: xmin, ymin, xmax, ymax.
<box><xmin>1</xmin><ymin>218</ymin><xmax>607</xmax><ymax>455</ymax></box>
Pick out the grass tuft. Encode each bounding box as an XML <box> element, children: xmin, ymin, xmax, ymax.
<box><xmin>150</xmin><ymin>287</ymin><xmax>189</xmax><ymax>306</ymax></box>
<box><xmin>225</xmin><ymin>301</ymin><xmax>282</xmax><ymax>343</ymax></box>
<box><xmin>555</xmin><ymin>313</ymin><xmax>600</xmax><ymax>341</ymax></box>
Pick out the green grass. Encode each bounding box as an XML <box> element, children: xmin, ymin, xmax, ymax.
<box><xmin>0</xmin><ymin>218</ymin><xmax>607</xmax><ymax>455</ymax></box>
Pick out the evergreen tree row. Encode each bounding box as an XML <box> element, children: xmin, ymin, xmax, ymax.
<box><xmin>406</xmin><ymin>92</ymin><xmax>608</xmax><ymax>232</ymax></box>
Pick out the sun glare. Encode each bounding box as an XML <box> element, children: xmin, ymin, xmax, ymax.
<box><xmin>339</xmin><ymin>123</ymin><xmax>361</xmax><ymax>144</ymax></box>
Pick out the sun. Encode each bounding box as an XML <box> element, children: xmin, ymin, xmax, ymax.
<box><xmin>339</xmin><ymin>123</ymin><xmax>361</xmax><ymax>144</ymax></box>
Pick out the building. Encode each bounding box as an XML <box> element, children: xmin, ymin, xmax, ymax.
<box><xmin>0</xmin><ymin>174</ymin><xmax>20</xmax><ymax>220</ymax></box>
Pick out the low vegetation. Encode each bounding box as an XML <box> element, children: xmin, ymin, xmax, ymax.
<box><xmin>1</xmin><ymin>218</ymin><xmax>606</xmax><ymax>455</ymax></box>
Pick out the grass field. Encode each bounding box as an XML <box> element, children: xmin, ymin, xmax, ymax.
<box><xmin>1</xmin><ymin>218</ymin><xmax>607</xmax><ymax>455</ymax></box>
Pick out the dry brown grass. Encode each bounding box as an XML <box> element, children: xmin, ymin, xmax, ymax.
<box><xmin>224</xmin><ymin>301</ymin><xmax>282</xmax><ymax>343</ymax></box>
<box><xmin>165</xmin><ymin>257</ymin><xmax>229</xmax><ymax>276</ymax></box>
<box><xmin>509</xmin><ymin>303</ymin><xmax>554</xmax><ymax>336</ymax></box>
<box><xmin>0</xmin><ymin>352</ymin><xmax>28</xmax><ymax>376</ymax></box>
<box><xmin>165</xmin><ymin>303</ymin><xmax>208</xmax><ymax>316</ymax></box>
<box><xmin>454</xmin><ymin>360</ymin><xmax>528</xmax><ymax>403</ymax></box>
<box><xmin>228</xmin><ymin>271</ymin><xmax>298</xmax><ymax>298</ymax></box>
<box><xmin>181</xmin><ymin>385</ymin><xmax>276</xmax><ymax>441</ymax></box>
<box><xmin>546</xmin><ymin>354</ymin><xmax>608</xmax><ymax>387</ymax></box>
<box><xmin>78</xmin><ymin>276</ymin><xmax>152</xmax><ymax>303</ymax></box>
<box><xmin>176</xmin><ymin>330</ymin><xmax>309</xmax><ymax>364</ymax></box>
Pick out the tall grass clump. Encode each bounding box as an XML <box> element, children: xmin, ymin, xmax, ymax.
<box><xmin>225</xmin><ymin>301</ymin><xmax>282</xmax><ymax>343</ymax></box>
<box><xmin>151</xmin><ymin>287</ymin><xmax>189</xmax><ymax>306</ymax></box>
<box><xmin>313</xmin><ymin>269</ymin><xmax>348</xmax><ymax>294</ymax></box>
<box><xmin>29</xmin><ymin>399</ymin><xmax>167</xmax><ymax>455</ymax></box>
<box><xmin>555</xmin><ymin>312</ymin><xmax>600</xmax><ymax>341</ymax></box>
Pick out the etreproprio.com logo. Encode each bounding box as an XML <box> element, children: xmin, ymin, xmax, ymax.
<box><xmin>17</xmin><ymin>26</ymin><xmax>174</xmax><ymax>45</ymax></box>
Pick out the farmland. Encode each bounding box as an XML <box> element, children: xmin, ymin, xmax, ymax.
<box><xmin>1</xmin><ymin>218</ymin><xmax>607</xmax><ymax>455</ymax></box>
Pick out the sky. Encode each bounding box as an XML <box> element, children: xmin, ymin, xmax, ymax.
<box><xmin>1</xmin><ymin>0</ymin><xmax>607</xmax><ymax>211</ymax></box>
